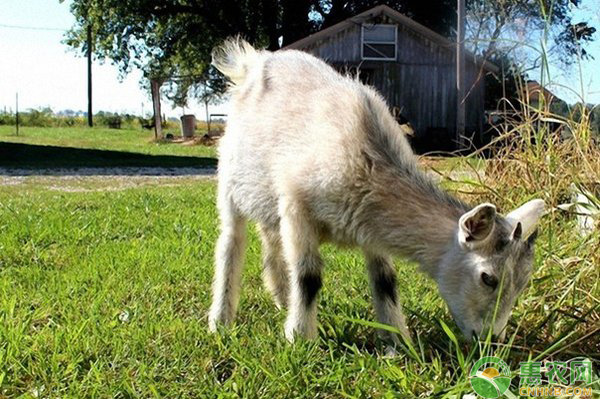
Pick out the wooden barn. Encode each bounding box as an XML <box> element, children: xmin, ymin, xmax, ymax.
<box><xmin>284</xmin><ymin>4</ymin><xmax>498</xmax><ymax>150</ymax></box>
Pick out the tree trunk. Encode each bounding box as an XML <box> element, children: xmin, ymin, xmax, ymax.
<box><xmin>262</xmin><ymin>0</ymin><xmax>280</xmax><ymax>50</ymax></box>
<box><xmin>281</xmin><ymin>0</ymin><xmax>313</xmax><ymax>46</ymax></box>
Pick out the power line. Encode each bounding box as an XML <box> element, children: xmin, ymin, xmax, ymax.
<box><xmin>0</xmin><ymin>23</ymin><xmax>68</xmax><ymax>32</ymax></box>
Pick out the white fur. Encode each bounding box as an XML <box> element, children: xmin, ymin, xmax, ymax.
<box><xmin>208</xmin><ymin>38</ymin><xmax>544</xmax><ymax>344</ymax></box>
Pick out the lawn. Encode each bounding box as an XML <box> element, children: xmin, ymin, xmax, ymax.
<box><xmin>0</xmin><ymin>126</ymin><xmax>598</xmax><ymax>398</ymax></box>
<box><xmin>0</xmin><ymin>126</ymin><xmax>218</xmax><ymax>160</ymax></box>
<box><xmin>0</xmin><ymin>175</ymin><xmax>598</xmax><ymax>398</ymax></box>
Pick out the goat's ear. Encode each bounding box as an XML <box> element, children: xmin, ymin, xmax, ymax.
<box><xmin>511</xmin><ymin>222</ymin><xmax>523</xmax><ymax>241</ymax></box>
<box><xmin>458</xmin><ymin>203</ymin><xmax>496</xmax><ymax>248</ymax></box>
<box><xmin>506</xmin><ymin>199</ymin><xmax>545</xmax><ymax>240</ymax></box>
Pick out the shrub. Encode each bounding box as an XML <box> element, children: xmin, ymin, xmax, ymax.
<box><xmin>0</xmin><ymin>112</ymin><xmax>15</xmax><ymax>125</ymax></box>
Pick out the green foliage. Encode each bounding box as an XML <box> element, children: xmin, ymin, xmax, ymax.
<box><xmin>0</xmin><ymin>127</ymin><xmax>598</xmax><ymax>398</ymax></box>
<box><xmin>315</xmin><ymin>0</ymin><xmax>458</xmax><ymax>37</ymax></box>
<box><xmin>484</xmin><ymin>53</ymin><xmax>524</xmax><ymax>111</ymax></box>
<box><xmin>0</xmin><ymin>109</ymin><xmax>173</xmax><ymax>130</ymax></box>
<box><xmin>62</xmin><ymin>0</ymin><xmax>595</xmax><ymax>109</ymax></box>
<box><xmin>0</xmin><ymin>108</ymin><xmax>67</xmax><ymax>128</ymax></box>
<box><xmin>62</xmin><ymin>0</ymin><xmax>279</xmax><ymax>104</ymax></box>
<box><xmin>569</xmin><ymin>103</ymin><xmax>600</xmax><ymax>136</ymax></box>
<box><xmin>0</xmin><ymin>112</ymin><xmax>15</xmax><ymax>126</ymax></box>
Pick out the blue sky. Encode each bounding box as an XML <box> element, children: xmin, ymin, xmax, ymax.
<box><xmin>0</xmin><ymin>0</ymin><xmax>598</xmax><ymax>120</ymax></box>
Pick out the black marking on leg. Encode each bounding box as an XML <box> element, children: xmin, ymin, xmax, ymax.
<box><xmin>300</xmin><ymin>272</ymin><xmax>322</xmax><ymax>306</ymax></box>
<box><xmin>375</xmin><ymin>272</ymin><xmax>397</xmax><ymax>304</ymax></box>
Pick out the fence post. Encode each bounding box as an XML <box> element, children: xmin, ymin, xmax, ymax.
<box><xmin>15</xmin><ymin>92</ymin><xmax>19</xmax><ymax>136</ymax></box>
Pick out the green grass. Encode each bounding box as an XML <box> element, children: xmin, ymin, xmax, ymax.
<box><xmin>0</xmin><ymin>126</ymin><xmax>597</xmax><ymax>398</ymax></box>
<box><xmin>0</xmin><ymin>178</ymin><xmax>598</xmax><ymax>398</ymax></box>
<box><xmin>0</xmin><ymin>126</ymin><xmax>218</xmax><ymax>159</ymax></box>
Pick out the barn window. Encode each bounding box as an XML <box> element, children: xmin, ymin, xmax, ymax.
<box><xmin>361</xmin><ymin>24</ymin><xmax>397</xmax><ymax>61</ymax></box>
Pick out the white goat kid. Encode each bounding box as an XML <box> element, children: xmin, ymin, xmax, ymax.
<box><xmin>208</xmin><ymin>38</ymin><xmax>545</xmax><ymax>346</ymax></box>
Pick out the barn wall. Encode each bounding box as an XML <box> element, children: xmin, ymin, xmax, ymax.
<box><xmin>303</xmin><ymin>25</ymin><xmax>362</xmax><ymax>62</ymax></box>
<box><xmin>296</xmin><ymin>15</ymin><xmax>489</xmax><ymax>144</ymax></box>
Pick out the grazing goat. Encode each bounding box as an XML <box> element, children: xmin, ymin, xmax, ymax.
<box><xmin>208</xmin><ymin>38</ymin><xmax>545</xmax><ymax>346</ymax></box>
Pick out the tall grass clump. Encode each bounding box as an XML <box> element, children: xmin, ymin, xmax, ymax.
<box><xmin>483</xmin><ymin>96</ymin><xmax>598</xmax><ymax>340</ymax></box>
<box><xmin>425</xmin><ymin>6</ymin><xmax>600</xmax><ymax>396</ymax></box>
<box><xmin>429</xmin><ymin>85</ymin><xmax>600</xmax><ymax>398</ymax></box>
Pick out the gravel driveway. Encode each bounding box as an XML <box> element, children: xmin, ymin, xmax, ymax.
<box><xmin>0</xmin><ymin>167</ymin><xmax>217</xmax><ymax>191</ymax></box>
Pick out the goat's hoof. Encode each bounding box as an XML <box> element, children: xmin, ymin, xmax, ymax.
<box><xmin>208</xmin><ymin>310</ymin><xmax>231</xmax><ymax>333</ymax></box>
<box><xmin>208</xmin><ymin>317</ymin><xmax>220</xmax><ymax>333</ymax></box>
<box><xmin>284</xmin><ymin>327</ymin><xmax>296</xmax><ymax>343</ymax></box>
<box><xmin>383</xmin><ymin>345</ymin><xmax>400</xmax><ymax>358</ymax></box>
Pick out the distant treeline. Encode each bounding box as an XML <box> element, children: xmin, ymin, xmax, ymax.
<box><xmin>551</xmin><ymin>102</ymin><xmax>600</xmax><ymax>136</ymax></box>
<box><xmin>0</xmin><ymin>107</ymin><xmax>179</xmax><ymax>130</ymax></box>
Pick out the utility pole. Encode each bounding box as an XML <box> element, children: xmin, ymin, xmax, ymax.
<box><xmin>456</xmin><ymin>0</ymin><xmax>466</xmax><ymax>150</ymax></box>
<box><xmin>87</xmin><ymin>24</ymin><xmax>93</xmax><ymax>127</ymax></box>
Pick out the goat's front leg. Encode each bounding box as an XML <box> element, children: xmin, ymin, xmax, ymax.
<box><xmin>279</xmin><ymin>200</ymin><xmax>323</xmax><ymax>342</ymax></box>
<box><xmin>208</xmin><ymin>197</ymin><xmax>247</xmax><ymax>332</ymax></box>
<box><xmin>364</xmin><ymin>251</ymin><xmax>411</xmax><ymax>350</ymax></box>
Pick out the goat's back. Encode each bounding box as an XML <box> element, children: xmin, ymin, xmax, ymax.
<box><xmin>214</xmin><ymin>39</ymin><xmax>416</xmax><ymax>231</ymax></box>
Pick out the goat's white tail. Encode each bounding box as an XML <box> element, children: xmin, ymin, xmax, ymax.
<box><xmin>212</xmin><ymin>37</ymin><xmax>259</xmax><ymax>86</ymax></box>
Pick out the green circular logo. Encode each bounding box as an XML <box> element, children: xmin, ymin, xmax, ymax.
<box><xmin>469</xmin><ymin>356</ymin><xmax>512</xmax><ymax>399</ymax></box>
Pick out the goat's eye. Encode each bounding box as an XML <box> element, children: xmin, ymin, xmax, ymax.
<box><xmin>481</xmin><ymin>272</ymin><xmax>498</xmax><ymax>289</ymax></box>
<box><xmin>495</xmin><ymin>238</ymin><xmax>510</xmax><ymax>252</ymax></box>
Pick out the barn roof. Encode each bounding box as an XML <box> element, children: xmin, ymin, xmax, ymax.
<box><xmin>523</xmin><ymin>80</ymin><xmax>560</xmax><ymax>103</ymax></box>
<box><xmin>284</xmin><ymin>4</ymin><xmax>499</xmax><ymax>73</ymax></box>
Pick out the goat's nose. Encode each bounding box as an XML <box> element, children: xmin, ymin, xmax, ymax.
<box><xmin>489</xmin><ymin>332</ymin><xmax>506</xmax><ymax>343</ymax></box>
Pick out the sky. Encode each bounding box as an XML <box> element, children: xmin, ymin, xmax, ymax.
<box><xmin>0</xmin><ymin>0</ymin><xmax>229</xmax><ymax>118</ymax></box>
<box><xmin>0</xmin><ymin>0</ymin><xmax>599</xmax><ymax>120</ymax></box>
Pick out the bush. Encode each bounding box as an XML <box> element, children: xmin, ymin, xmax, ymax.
<box><xmin>0</xmin><ymin>108</ymin><xmax>187</xmax><ymax>132</ymax></box>
<box><xmin>0</xmin><ymin>112</ymin><xmax>16</xmax><ymax>125</ymax></box>
<box><xmin>22</xmin><ymin>108</ymin><xmax>54</xmax><ymax>127</ymax></box>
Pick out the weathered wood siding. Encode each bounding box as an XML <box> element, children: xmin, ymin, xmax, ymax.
<box><xmin>296</xmin><ymin>17</ymin><xmax>487</xmax><ymax>140</ymax></box>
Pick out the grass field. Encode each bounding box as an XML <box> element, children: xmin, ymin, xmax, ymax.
<box><xmin>0</xmin><ymin>126</ymin><xmax>218</xmax><ymax>163</ymax></box>
<box><xmin>0</xmin><ymin>127</ymin><xmax>598</xmax><ymax>397</ymax></box>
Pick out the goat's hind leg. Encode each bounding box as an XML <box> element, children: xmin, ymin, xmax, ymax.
<box><xmin>258</xmin><ymin>224</ymin><xmax>289</xmax><ymax>309</ymax></box>
<box><xmin>208</xmin><ymin>197</ymin><xmax>247</xmax><ymax>332</ymax></box>
<box><xmin>364</xmin><ymin>251</ymin><xmax>411</xmax><ymax>350</ymax></box>
<box><xmin>280</xmin><ymin>201</ymin><xmax>323</xmax><ymax>341</ymax></box>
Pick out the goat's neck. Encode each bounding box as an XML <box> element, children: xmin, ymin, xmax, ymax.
<box><xmin>365</xmin><ymin>167</ymin><xmax>468</xmax><ymax>271</ymax></box>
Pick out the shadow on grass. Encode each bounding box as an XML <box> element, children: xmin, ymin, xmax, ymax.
<box><xmin>0</xmin><ymin>142</ymin><xmax>217</xmax><ymax>174</ymax></box>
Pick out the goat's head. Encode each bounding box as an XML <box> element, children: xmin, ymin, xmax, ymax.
<box><xmin>436</xmin><ymin>199</ymin><xmax>545</xmax><ymax>341</ymax></box>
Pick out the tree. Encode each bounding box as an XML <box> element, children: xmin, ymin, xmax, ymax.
<box><xmin>166</xmin><ymin>67</ymin><xmax>228</xmax><ymax>128</ymax></box>
<box><xmin>466</xmin><ymin>0</ymin><xmax>596</xmax><ymax>66</ymax></box>
<box><xmin>312</xmin><ymin>0</ymin><xmax>457</xmax><ymax>37</ymax></box>
<box><xmin>62</xmin><ymin>0</ymin><xmax>281</xmax><ymax>105</ymax></box>
<box><xmin>464</xmin><ymin>0</ymin><xmax>596</xmax><ymax>117</ymax></box>
<box><xmin>63</xmin><ymin>0</ymin><xmax>594</xmax><ymax>107</ymax></box>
